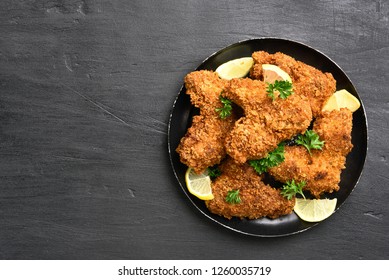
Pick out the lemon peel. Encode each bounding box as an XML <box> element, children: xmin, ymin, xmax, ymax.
<box><xmin>215</xmin><ymin>57</ymin><xmax>254</xmax><ymax>80</ymax></box>
<box><xmin>294</xmin><ymin>198</ymin><xmax>337</xmax><ymax>222</ymax></box>
<box><xmin>185</xmin><ymin>168</ymin><xmax>214</xmax><ymax>200</ymax></box>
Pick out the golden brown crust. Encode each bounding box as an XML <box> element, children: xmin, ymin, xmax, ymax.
<box><xmin>176</xmin><ymin>70</ymin><xmax>235</xmax><ymax>173</ymax></box>
<box><xmin>177</xmin><ymin>53</ymin><xmax>354</xmax><ymax>219</ymax></box>
<box><xmin>205</xmin><ymin>158</ymin><xmax>295</xmax><ymax>219</ymax></box>
<box><xmin>223</xmin><ymin>78</ymin><xmax>312</xmax><ymax>163</ymax></box>
<box><xmin>176</xmin><ymin>114</ymin><xmax>235</xmax><ymax>174</ymax></box>
<box><xmin>269</xmin><ymin>109</ymin><xmax>353</xmax><ymax>198</ymax></box>
<box><xmin>314</xmin><ymin>108</ymin><xmax>353</xmax><ymax>156</ymax></box>
<box><xmin>250</xmin><ymin>51</ymin><xmax>336</xmax><ymax>116</ymax></box>
<box><xmin>184</xmin><ymin>70</ymin><xmax>227</xmax><ymax>116</ymax></box>
<box><xmin>251</xmin><ymin>51</ymin><xmax>297</xmax><ymax>77</ymax></box>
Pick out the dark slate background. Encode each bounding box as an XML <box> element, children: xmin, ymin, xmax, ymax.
<box><xmin>0</xmin><ymin>0</ymin><xmax>388</xmax><ymax>259</ymax></box>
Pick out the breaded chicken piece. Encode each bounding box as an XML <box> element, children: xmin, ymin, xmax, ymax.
<box><xmin>222</xmin><ymin>78</ymin><xmax>312</xmax><ymax>163</ymax></box>
<box><xmin>183</xmin><ymin>70</ymin><xmax>227</xmax><ymax>116</ymax></box>
<box><xmin>205</xmin><ymin>157</ymin><xmax>295</xmax><ymax>219</ymax></box>
<box><xmin>176</xmin><ymin>114</ymin><xmax>235</xmax><ymax>173</ymax></box>
<box><xmin>250</xmin><ymin>51</ymin><xmax>336</xmax><ymax>116</ymax></box>
<box><xmin>314</xmin><ymin>108</ymin><xmax>353</xmax><ymax>156</ymax></box>
<box><xmin>269</xmin><ymin>109</ymin><xmax>353</xmax><ymax>198</ymax></box>
<box><xmin>176</xmin><ymin>70</ymin><xmax>235</xmax><ymax>173</ymax></box>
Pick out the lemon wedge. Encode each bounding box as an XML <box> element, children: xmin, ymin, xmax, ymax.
<box><xmin>215</xmin><ymin>57</ymin><xmax>254</xmax><ymax>80</ymax></box>
<box><xmin>185</xmin><ymin>168</ymin><xmax>214</xmax><ymax>200</ymax></box>
<box><xmin>322</xmin><ymin>92</ymin><xmax>340</xmax><ymax>111</ymax></box>
<box><xmin>322</xmin><ymin>89</ymin><xmax>361</xmax><ymax>112</ymax></box>
<box><xmin>262</xmin><ymin>64</ymin><xmax>292</xmax><ymax>83</ymax></box>
<box><xmin>294</xmin><ymin>198</ymin><xmax>337</xmax><ymax>222</ymax></box>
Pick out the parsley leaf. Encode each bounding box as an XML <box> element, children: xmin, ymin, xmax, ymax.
<box><xmin>281</xmin><ymin>180</ymin><xmax>306</xmax><ymax>200</ymax></box>
<box><xmin>266</xmin><ymin>80</ymin><xmax>294</xmax><ymax>101</ymax></box>
<box><xmin>207</xmin><ymin>166</ymin><xmax>221</xmax><ymax>180</ymax></box>
<box><xmin>249</xmin><ymin>143</ymin><xmax>285</xmax><ymax>174</ymax></box>
<box><xmin>225</xmin><ymin>189</ymin><xmax>241</xmax><ymax>204</ymax></box>
<box><xmin>296</xmin><ymin>130</ymin><xmax>325</xmax><ymax>155</ymax></box>
<box><xmin>215</xmin><ymin>96</ymin><xmax>232</xmax><ymax>119</ymax></box>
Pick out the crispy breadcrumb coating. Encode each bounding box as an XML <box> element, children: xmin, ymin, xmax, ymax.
<box><xmin>176</xmin><ymin>114</ymin><xmax>235</xmax><ymax>174</ymax></box>
<box><xmin>222</xmin><ymin>78</ymin><xmax>312</xmax><ymax>163</ymax></box>
<box><xmin>183</xmin><ymin>70</ymin><xmax>227</xmax><ymax>116</ymax></box>
<box><xmin>314</xmin><ymin>108</ymin><xmax>353</xmax><ymax>156</ymax></box>
<box><xmin>176</xmin><ymin>70</ymin><xmax>235</xmax><ymax>173</ymax></box>
<box><xmin>205</xmin><ymin>158</ymin><xmax>295</xmax><ymax>219</ymax></box>
<box><xmin>176</xmin><ymin>52</ymin><xmax>354</xmax><ymax>219</ymax></box>
<box><xmin>250</xmin><ymin>51</ymin><xmax>336</xmax><ymax>116</ymax></box>
<box><xmin>269</xmin><ymin>109</ymin><xmax>353</xmax><ymax>198</ymax></box>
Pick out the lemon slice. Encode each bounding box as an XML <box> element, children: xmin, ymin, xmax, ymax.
<box><xmin>322</xmin><ymin>89</ymin><xmax>361</xmax><ymax>112</ymax></box>
<box><xmin>185</xmin><ymin>168</ymin><xmax>214</xmax><ymax>200</ymax></box>
<box><xmin>215</xmin><ymin>57</ymin><xmax>254</xmax><ymax>80</ymax></box>
<box><xmin>294</xmin><ymin>198</ymin><xmax>337</xmax><ymax>222</ymax></box>
<box><xmin>262</xmin><ymin>64</ymin><xmax>292</xmax><ymax>83</ymax></box>
<box><xmin>334</xmin><ymin>89</ymin><xmax>361</xmax><ymax>112</ymax></box>
<box><xmin>322</xmin><ymin>92</ymin><xmax>340</xmax><ymax>111</ymax></box>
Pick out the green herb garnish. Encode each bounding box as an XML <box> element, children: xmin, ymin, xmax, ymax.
<box><xmin>281</xmin><ymin>180</ymin><xmax>306</xmax><ymax>200</ymax></box>
<box><xmin>296</xmin><ymin>130</ymin><xmax>325</xmax><ymax>155</ymax></box>
<box><xmin>266</xmin><ymin>80</ymin><xmax>294</xmax><ymax>101</ymax></box>
<box><xmin>215</xmin><ymin>96</ymin><xmax>232</xmax><ymax>119</ymax></box>
<box><xmin>207</xmin><ymin>166</ymin><xmax>221</xmax><ymax>180</ymax></box>
<box><xmin>249</xmin><ymin>143</ymin><xmax>285</xmax><ymax>174</ymax></box>
<box><xmin>225</xmin><ymin>189</ymin><xmax>241</xmax><ymax>204</ymax></box>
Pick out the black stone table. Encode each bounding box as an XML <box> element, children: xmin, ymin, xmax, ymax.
<box><xmin>0</xmin><ymin>0</ymin><xmax>388</xmax><ymax>259</ymax></box>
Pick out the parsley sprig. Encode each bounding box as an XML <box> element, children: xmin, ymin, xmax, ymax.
<box><xmin>249</xmin><ymin>143</ymin><xmax>285</xmax><ymax>174</ymax></box>
<box><xmin>215</xmin><ymin>96</ymin><xmax>232</xmax><ymax>119</ymax></box>
<box><xmin>296</xmin><ymin>130</ymin><xmax>325</xmax><ymax>155</ymax></box>
<box><xmin>266</xmin><ymin>80</ymin><xmax>294</xmax><ymax>101</ymax></box>
<box><xmin>207</xmin><ymin>166</ymin><xmax>221</xmax><ymax>180</ymax></box>
<box><xmin>225</xmin><ymin>189</ymin><xmax>241</xmax><ymax>204</ymax></box>
<box><xmin>281</xmin><ymin>180</ymin><xmax>306</xmax><ymax>200</ymax></box>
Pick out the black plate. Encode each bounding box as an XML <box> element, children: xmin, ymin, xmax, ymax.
<box><xmin>168</xmin><ymin>38</ymin><xmax>368</xmax><ymax>237</ymax></box>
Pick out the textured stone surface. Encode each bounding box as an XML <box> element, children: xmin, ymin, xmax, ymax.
<box><xmin>0</xmin><ymin>0</ymin><xmax>388</xmax><ymax>259</ymax></box>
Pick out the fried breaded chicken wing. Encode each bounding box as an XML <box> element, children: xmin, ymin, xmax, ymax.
<box><xmin>222</xmin><ymin>78</ymin><xmax>312</xmax><ymax>163</ymax></box>
<box><xmin>205</xmin><ymin>157</ymin><xmax>295</xmax><ymax>219</ymax></box>
<box><xmin>183</xmin><ymin>70</ymin><xmax>227</xmax><ymax>116</ymax></box>
<box><xmin>269</xmin><ymin>109</ymin><xmax>353</xmax><ymax>197</ymax></box>
<box><xmin>176</xmin><ymin>114</ymin><xmax>235</xmax><ymax>174</ymax></box>
<box><xmin>314</xmin><ymin>108</ymin><xmax>353</xmax><ymax>156</ymax></box>
<box><xmin>176</xmin><ymin>70</ymin><xmax>235</xmax><ymax>173</ymax></box>
<box><xmin>250</xmin><ymin>51</ymin><xmax>336</xmax><ymax>116</ymax></box>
